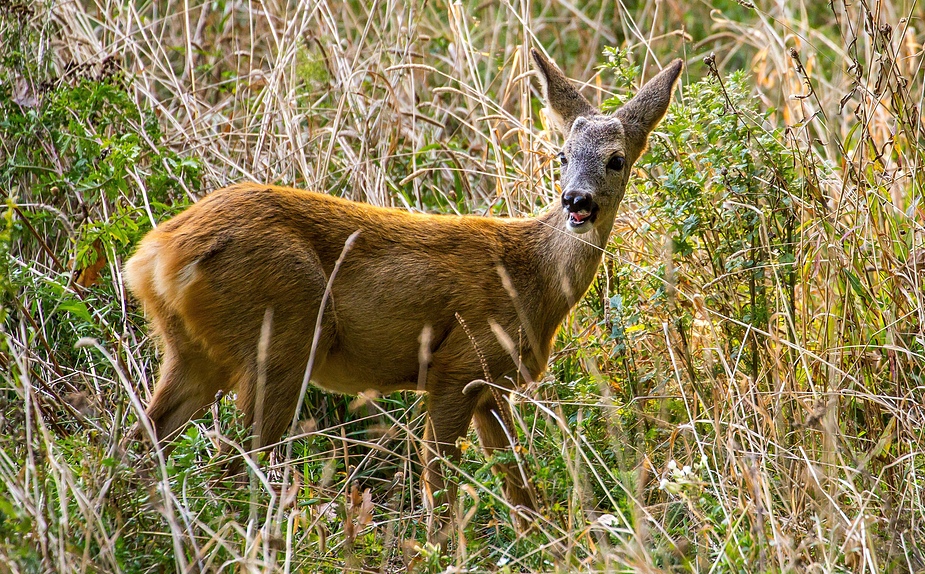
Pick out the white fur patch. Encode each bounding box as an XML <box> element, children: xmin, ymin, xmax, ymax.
<box><xmin>153</xmin><ymin>253</ymin><xmax>199</xmax><ymax>305</ymax></box>
<box><xmin>174</xmin><ymin>260</ymin><xmax>200</xmax><ymax>295</ymax></box>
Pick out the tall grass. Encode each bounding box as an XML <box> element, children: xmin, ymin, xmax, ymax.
<box><xmin>1</xmin><ymin>0</ymin><xmax>923</xmax><ymax>572</ymax></box>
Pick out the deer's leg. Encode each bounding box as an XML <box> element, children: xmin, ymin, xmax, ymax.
<box><xmin>235</xmin><ymin>360</ymin><xmax>316</xmax><ymax>453</ymax></box>
<box><xmin>472</xmin><ymin>391</ymin><xmax>537</xmax><ymax>515</ymax></box>
<box><xmin>422</xmin><ymin>387</ymin><xmax>477</xmax><ymax>544</ymax></box>
<box><xmin>145</xmin><ymin>327</ymin><xmax>232</xmax><ymax>452</ymax></box>
<box><xmin>235</xmin><ymin>306</ymin><xmax>337</xmax><ymax>455</ymax></box>
<box><xmin>196</xmin><ymin>238</ymin><xmax>338</xmax><ymax>454</ymax></box>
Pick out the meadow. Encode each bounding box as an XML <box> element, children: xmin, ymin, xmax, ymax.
<box><xmin>1</xmin><ymin>0</ymin><xmax>923</xmax><ymax>571</ymax></box>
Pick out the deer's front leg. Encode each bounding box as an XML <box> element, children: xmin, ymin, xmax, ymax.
<box><xmin>472</xmin><ymin>390</ymin><xmax>537</xmax><ymax>515</ymax></box>
<box><xmin>422</xmin><ymin>387</ymin><xmax>476</xmax><ymax>545</ymax></box>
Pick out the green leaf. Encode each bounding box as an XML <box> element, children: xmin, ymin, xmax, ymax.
<box><xmin>844</xmin><ymin>270</ymin><xmax>870</xmax><ymax>302</ymax></box>
<box><xmin>59</xmin><ymin>298</ymin><xmax>94</xmax><ymax>324</ymax></box>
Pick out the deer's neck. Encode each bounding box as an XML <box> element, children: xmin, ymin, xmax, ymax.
<box><xmin>531</xmin><ymin>206</ymin><xmax>613</xmax><ymax>319</ymax></box>
<box><xmin>493</xmin><ymin>206</ymin><xmax>614</xmax><ymax>379</ymax></box>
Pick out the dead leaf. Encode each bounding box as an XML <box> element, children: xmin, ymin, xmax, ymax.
<box><xmin>76</xmin><ymin>239</ymin><xmax>107</xmax><ymax>288</ymax></box>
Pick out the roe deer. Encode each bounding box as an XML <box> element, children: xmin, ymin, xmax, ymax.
<box><xmin>125</xmin><ymin>48</ymin><xmax>682</xmax><ymax>531</ymax></box>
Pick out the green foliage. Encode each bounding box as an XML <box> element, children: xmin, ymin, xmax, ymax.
<box><xmin>1</xmin><ymin>76</ymin><xmax>201</xmax><ymax>237</ymax></box>
<box><xmin>0</xmin><ymin>3</ymin><xmax>204</xmax><ymax>370</ymax></box>
<box><xmin>633</xmin><ymin>69</ymin><xmax>801</xmax><ymax>379</ymax></box>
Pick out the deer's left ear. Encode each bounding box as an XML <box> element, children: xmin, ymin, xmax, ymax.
<box><xmin>615</xmin><ymin>59</ymin><xmax>683</xmax><ymax>138</ymax></box>
<box><xmin>531</xmin><ymin>48</ymin><xmax>598</xmax><ymax>136</ymax></box>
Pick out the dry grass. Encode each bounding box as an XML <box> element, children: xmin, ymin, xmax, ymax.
<box><xmin>1</xmin><ymin>0</ymin><xmax>923</xmax><ymax>572</ymax></box>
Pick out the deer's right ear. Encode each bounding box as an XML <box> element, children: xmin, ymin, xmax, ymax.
<box><xmin>531</xmin><ymin>48</ymin><xmax>597</xmax><ymax>136</ymax></box>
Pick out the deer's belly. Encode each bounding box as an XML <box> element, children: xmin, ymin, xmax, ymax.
<box><xmin>309</xmin><ymin>343</ymin><xmax>422</xmax><ymax>396</ymax></box>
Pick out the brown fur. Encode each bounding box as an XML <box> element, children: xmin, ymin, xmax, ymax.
<box><xmin>124</xmin><ymin>49</ymin><xmax>683</xmax><ymax>532</ymax></box>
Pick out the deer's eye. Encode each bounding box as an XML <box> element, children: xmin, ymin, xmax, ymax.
<box><xmin>557</xmin><ymin>151</ymin><xmax>567</xmax><ymax>166</ymax></box>
<box><xmin>607</xmin><ymin>155</ymin><xmax>625</xmax><ymax>171</ymax></box>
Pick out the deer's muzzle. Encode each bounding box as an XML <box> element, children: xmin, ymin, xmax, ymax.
<box><xmin>561</xmin><ymin>188</ymin><xmax>598</xmax><ymax>233</ymax></box>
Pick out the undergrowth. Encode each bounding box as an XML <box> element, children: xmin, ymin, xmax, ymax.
<box><xmin>1</xmin><ymin>0</ymin><xmax>923</xmax><ymax>572</ymax></box>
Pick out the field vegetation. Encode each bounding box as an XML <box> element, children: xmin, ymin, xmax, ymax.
<box><xmin>1</xmin><ymin>0</ymin><xmax>923</xmax><ymax>571</ymax></box>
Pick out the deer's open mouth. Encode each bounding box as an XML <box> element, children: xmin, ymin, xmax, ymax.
<box><xmin>565</xmin><ymin>205</ymin><xmax>598</xmax><ymax>233</ymax></box>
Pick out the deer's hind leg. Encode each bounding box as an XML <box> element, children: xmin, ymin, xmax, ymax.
<box><xmin>234</xmin><ymin>355</ymin><xmax>325</xmax><ymax>453</ymax></box>
<box><xmin>230</xmin><ymin>278</ymin><xmax>339</xmax><ymax>454</ymax></box>
<box><xmin>144</xmin><ymin>317</ymin><xmax>235</xmax><ymax>452</ymax></box>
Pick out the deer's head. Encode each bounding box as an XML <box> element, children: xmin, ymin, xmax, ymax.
<box><xmin>532</xmin><ymin>49</ymin><xmax>683</xmax><ymax>235</ymax></box>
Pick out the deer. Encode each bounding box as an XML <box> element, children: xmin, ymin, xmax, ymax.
<box><xmin>124</xmin><ymin>48</ymin><xmax>682</xmax><ymax>537</ymax></box>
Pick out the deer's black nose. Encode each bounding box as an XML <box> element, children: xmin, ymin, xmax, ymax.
<box><xmin>562</xmin><ymin>189</ymin><xmax>593</xmax><ymax>212</ymax></box>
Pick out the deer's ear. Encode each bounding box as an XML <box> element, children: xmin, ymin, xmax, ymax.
<box><xmin>531</xmin><ymin>48</ymin><xmax>597</xmax><ymax>136</ymax></box>
<box><xmin>616</xmin><ymin>59</ymin><xmax>683</xmax><ymax>137</ymax></box>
